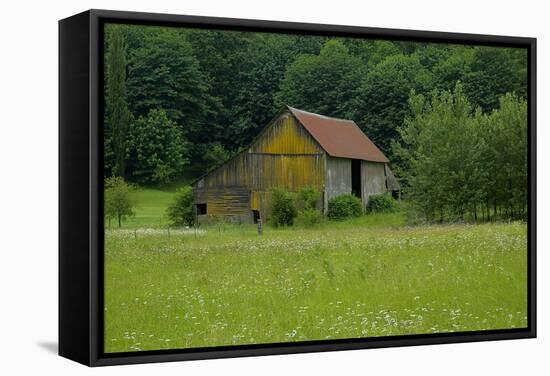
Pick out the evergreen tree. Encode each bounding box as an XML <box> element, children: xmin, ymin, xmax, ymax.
<box><xmin>105</xmin><ymin>25</ymin><xmax>131</xmax><ymax>177</ymax></box>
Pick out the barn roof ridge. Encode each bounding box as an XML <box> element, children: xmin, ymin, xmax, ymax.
<box><xmin>286</xmin><ymin>105</ymin><xmax>390</xmax><ymax>163</ymax></box>
<box><xmin>286</xmin><ymin>106</ymin><xmax>355</xmax><ymax>123</ymax></box>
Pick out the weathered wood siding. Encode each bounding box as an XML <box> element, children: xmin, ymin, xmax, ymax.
<box><xmin>325</xmin><ymin>157</ymin><xmax>352</xmax><ymax>208</ymax></box>
<box><xmin>247</xmin><ymin>154</ymin><xmax>325</xmax><ymax>191</ymax></box>
<box><xmin>384</xmin><ymin>164</ymin><xmax>400</xmax><ymax>191</ymax></box>
<box><xmin>361</xmin><ymin>161</ymin><xmax>387</xmax><ymax>204</ymax></box>
<box><xmin>194</xmin><ymin>185</ymin><xmax>251</xmax><ymax>223</ymax></box>
<box><xmin>195</xmin><ymin>152</ymin><xmax>248</xmax><ymax>189</ymax></box>
<box><xmin>250</xmin><ymin>111</ymin><xmax>322</xmax><ymax>154</ymax></box>
<box><xmin>193</xmin><ymin>110</ymin><xmax>327</xmax><ymax>222</ymax></box>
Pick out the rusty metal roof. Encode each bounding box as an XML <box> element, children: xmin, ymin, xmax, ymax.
<box><xmin>288</xmin><ymin>106</ymin><xmax>389</xmax><ymax>163</ymax></box>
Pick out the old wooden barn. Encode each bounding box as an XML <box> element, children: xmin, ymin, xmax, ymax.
<box><xmin>192</xmin><ymin>106</ymin><xmax>399</xmax><ymax>223</ymax></box>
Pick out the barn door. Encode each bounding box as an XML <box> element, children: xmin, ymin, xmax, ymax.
<box><xmin>351</xmin><ymin>159</ymin><xmax>362</xmax><ymax>198</ymax></box>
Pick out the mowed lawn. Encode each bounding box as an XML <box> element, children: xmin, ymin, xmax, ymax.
<box><xmin>104</xmin><ymin>207</ymin><xmax>527</xmax><ymax>352</ymax></box>
<box><xmin>107</xmin><ymin>187</ymin><xmax>176</xmax><ymax>229</ymax></box>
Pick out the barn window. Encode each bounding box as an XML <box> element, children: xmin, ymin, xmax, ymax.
<box><xmin>196</xmin><ymin>203</ymin><xmax>207</xmax><ymax>215</ymax></box>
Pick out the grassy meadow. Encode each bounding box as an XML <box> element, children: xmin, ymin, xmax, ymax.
<box><xmin>103</xmin><ymin>187</ymin><xmax>527</xmax><ymax>353</ymax></box>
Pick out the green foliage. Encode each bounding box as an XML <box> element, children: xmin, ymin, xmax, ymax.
<box><xmin>327</xmin><ymin>194</ymin><xmax>363</xmax><ymax>221</ymax></box>
<box><xmin>166</xmin><ymin>186</ymin><xmax>195</xmax><ymax>227</ymax></box>
<box><xmin>479</xmin><ymin>93</ymin><xmax>528</xmax><ymax>220</ymax></box>
<box><xmin>295</xmin><ymin>208</ymin><xmax>325</xmax><ymax>227</ymax></box>
<box><xmin>366</xmin><ymin>193</ymin><xmax>398</xmax><ymax>214</ymax></box>
<box><xmin>294</xmin><ymin>187</ymin><xmax>323</xmax><ymax>227</ymax></box>
<box><xmin>105</xmin><ymin>25</ymin><xmax>131</xmax><ymax>177</ymax></box>
<box><xmin>246</xmin><ymin>34</ymin><xmax>325</xmax><ymax>127</ymax></box>
<box><xmin>463</xmin><ymin>47</ymin><xmax>527</xmax><ymax>112</ymax></box>
<box><xmin>270</xmin><ymin>188</ymin><xmax>298</xmax><ymax>227</ymax></box>
<box><xmin>413</xmin><ymin>44</ymin><xmax>451</xmax><ymax>69</ymax></box>
<box><xmin>274</xmin><ymin>39</ymin><xmax>364</xmax><ymax>119</ymax></box>
<box><xmin>395</xmin><ymin>83</ymin><xmax>527</xmax><ymax>222</ymax></box>
<box><xmin>353</xmin><ymin>54</ymin><xmax>434</xmax><ymax>158</ymax></box>
<box><xmin>187</xmin><ymin>31</ymin><xmax>324</xmax><ymax>148</ymax></box>
<box><xmin>128</xmin><ymin>109</ymin><xmax>189</xmax><ymax>185</ymax></box>
<box><xmin>395</xmin><ymin>83</ymin><xmax>484</xmax><ymax>221</ymax></box>
<box><xmin>431</xmin><ymin>46</ymin><xmax>475</xmax><ymax>92</ymax></box>
<box><xmin>201</xmin><ymin>142</ymin><xmax>232</xmax><ymax>171</ymax></box>
<box><xmin>296</xmin><ymin>186</ymin><xmax>321</xmax><ymax>211</ymax></box>
<box><xmin>104</xmin><ymin>177</ymin><xmax>135</xmax><ymax>228</ymax></box>
<box><xmin>343</xmin><ymin>39</ymin><xmax>401</xmax><ymax>67</ymax></box>
<box><xmin>125</xmin><ymin>27</ymin><xmax>213</xmax><ymax>142</ymax></box>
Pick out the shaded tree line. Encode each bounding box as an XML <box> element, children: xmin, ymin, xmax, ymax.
<box><xmin>394</xmin><ymin>83</ymin><xmax>527</xmax><ymax>222</ymax></box>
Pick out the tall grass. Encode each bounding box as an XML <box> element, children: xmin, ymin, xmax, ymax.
<box><xmin>104</xmin><ymin>218</ymin><xmax>527</xmax><ymax>352</ymax></box>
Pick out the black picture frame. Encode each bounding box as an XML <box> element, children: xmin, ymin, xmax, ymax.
<box><xmin>59</xmin><ymin>9</ymin><xmax>537</xmax><ymax>367</ymax></box>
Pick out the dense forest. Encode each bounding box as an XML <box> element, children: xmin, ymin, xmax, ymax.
<box><xmin>103</xmin><ymin>23</ymin><xmax>528</xmax><ymax>221</ymax></box>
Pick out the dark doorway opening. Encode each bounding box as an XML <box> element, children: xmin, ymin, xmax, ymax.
<box><xmin>196</xmin><ymin>203</ymin><xmax>207</xmax><ymax>215</ymax></box>
<box><xmin>351</xmin><ymin>159</ymin><xmax>362</xmax><ymax>198</ymax></box>
<box><xmin>391</xmin><ymin>190</ymin><xmax>400</xmax><ymax>200</ymax></box>
<box><xmin>252</xmin><ymin>210</ymin><xmax>261</xmax><ymax>224</ymax></box>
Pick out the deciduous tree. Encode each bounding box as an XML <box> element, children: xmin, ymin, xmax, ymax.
<box><xmin>104</xmin><ymin>177</ymin><xmax>135</xmax><ymax>228</ymax></box>
<box><xmin>128</xmin><ymin>109</ymin><xmax>189</xmax><ymax>185</ymax></box>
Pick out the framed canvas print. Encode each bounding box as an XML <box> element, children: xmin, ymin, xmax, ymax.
<box><xmin>59</xmin><ymin>9</ymin><xmax>536</xmax><ymax>366</ymax></box>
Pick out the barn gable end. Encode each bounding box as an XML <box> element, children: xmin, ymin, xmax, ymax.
<box><xmin>193</xmin><ymin>109</ymin><xmax>328</xmax><ymax>223</ymax></box>
<box><xmin>250</xmin><ymin>110</ymin><xmax>324</xmax><ymax>155</ymax></box>
<box><xmin>246</xmin><ymin>110</ymin><xmax>327</xmax><ymax>218</ymax></box>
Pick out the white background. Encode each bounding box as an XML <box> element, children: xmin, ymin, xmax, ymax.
<box><xmin>0</xmin><ymin>0</ymin><xmax>547</xmax><ymax>374</ymax></box>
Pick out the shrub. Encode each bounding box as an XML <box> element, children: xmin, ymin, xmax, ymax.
<box><xmin>296</xmin><ymin>208</ymin><xmax>325</xmax><ymax>227</ymax></box>
<box><xmin>270</xmin><ymin>187</ymin><xmax>298</xmax><ymax>227</ymax></box>
<box><xmin>366</xmin><ymin>193</ymin><xmax>398</xmax><ymax>214</ymax></box>
<box><xmin>296</xmin><ymin>186</ymin><xmax>321</xmax><ymax>210</ymax></box>
<box><xmin>166</xmin><ymin>186</ymin><xmax>195</xmax><ymax>227</ymax></box>
<box><xmin>104</xmin><ymin>177</ymin><xmax>135</xmax><ymax>228</ymax></box>
<box><xmin>327</xmin><ymin>194</ymin><xmax>363</xmax><ymax>220</ymax></box>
